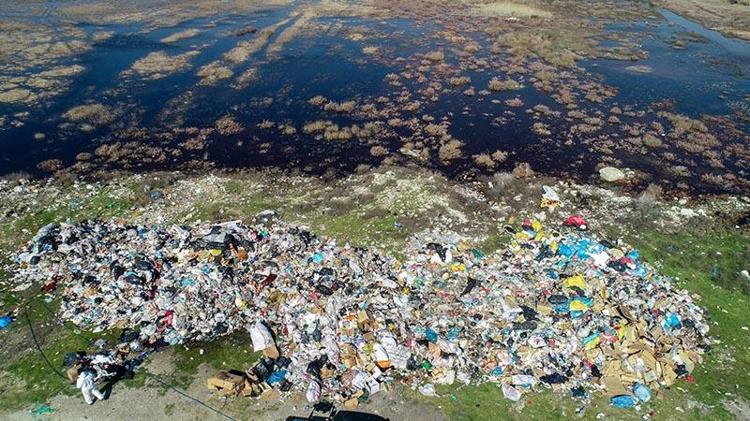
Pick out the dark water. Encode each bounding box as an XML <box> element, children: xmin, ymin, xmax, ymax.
<box><xmin>0</xmin><ymin>5</ymin><xmax>748</xmax><ymax>193</ymax></box>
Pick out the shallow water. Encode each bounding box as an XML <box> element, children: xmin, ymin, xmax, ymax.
<box><xmin>0</xmin><ymin>3</ymin><xmax>748</xmax><ymax>194</ymax></box>
<box><xmin>585</xmin><ymin>9</ymin><xmax>750</xmax><ymax>120</ymax></box>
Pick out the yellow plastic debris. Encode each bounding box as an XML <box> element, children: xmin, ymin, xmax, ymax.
<box><xmin>515</xmin><ymin>231</ymin><xmax>530</xmax><ymax>241</ymax></box>
<box><xmin>569</xmin><ymin>299</ymin><xmax>590</xmax><ymax>311</ymax></box>
<box><xmin>617</xmin><ymin>324</ymin><xmax>628</xmax><ymax>340</ymax></box>
<box><xmin>563</xmin><ymin>275</ymin><xmax>587</xmax><ymax>290</ymax></box>
<box><xmin>450</xmin><ymin>263</ymin><xmax>466</xmax><ymax>272</ymax></box>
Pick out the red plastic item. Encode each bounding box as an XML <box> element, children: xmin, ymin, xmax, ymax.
<box><xmin>564</xmin><ymin>215</ymin><xmax>588</xmax><ymax>229</ymax></box>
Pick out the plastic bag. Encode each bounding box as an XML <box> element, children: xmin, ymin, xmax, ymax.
<box><xmin>306</xmin><ymin>378</ymin><xmax>322</xmax><ymax>403</ymax></box>
<box><xmin>502</xmin><ymin>383</ymin><xmax>521</xmax><ymax>401</ymax></box>
<box><xmin>250</xmin><ymin>320</ymin><xmax>274</xmax><ymax>352</ymax></box>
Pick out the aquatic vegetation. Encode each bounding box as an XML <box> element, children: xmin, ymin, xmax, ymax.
<box><xmin>267</xmin><ymin>11</ymin><xmax>315</xmax><ymax>57</ymax></box>
<box><xmin>160</xmin><ymin>28</ymin><xmax>200</xmax><ymax>43</ymax></box>
<box><xmin>58</xmin><ymin>0</ymin><xmax>294</xmax><ymax>28</ymax></box>
<box><xmin>224</xmin><ymin>20</ymin><xmax>289</xmax><ymax>64</ymax></box>
<box><xmin>470</xmin><ymin>2</ymin><xmax>552</xmax><ymax>18</ymax></box>
<box><xmin>215</xmin><ymin>115</ymin><xmax>244</xmax><ymax>135</ymax></box>
<box><xmin>0</xmin><ymin>89</ymin><xmax>37</xmax><ymax>105</ymax></box>
<box><xmin>661</xmin><ymin>112</ymin><xmax>709</xmax><ymax>137</ymax></box>
<box><xmin>424</xmin><ymin>123</ymin><xmax>450</xmax><ymax>139</ymax></box>
<box><xmin>488</xmin><ymin>77</ymin><xmax>523</xmax><ymax>91</ymax></box>
<box><xmin>438</xmin><ymin>139</ymin><xmax>464</xmax><ymax>163</ymax></box>
<box><xmin>279</xmin><ymin>124</ymin><xmax>297</xmax><ymax>136</ymax></box>
<box><xmin>424</xmin><ymin>50</ymin><xmax>445</xmax><ymax>62</ymax></box>
<box><xmin>232</xmin><ymin>67</ymin><xmax>258</xmax><ymax>89</ymax></box>
<box><xmin>62</xmin><ymin>103</ymin><xmax>115</xmax><ymax>128</ymax></box>
<box><xmin>473</xmin><ymin>153</ymin><xmax>498</xmax><ymax>169</ymax></box>
<box><xmin>642</xmin><ymin>134</ymin><xmax>664</xmax><ymax>148</ymax></box>
<box><xmin>531</xmin><ymin>122</ymin><xmax>551</xmax><ymax>136</ymax></box>
<box><xmin>496</xmin><ymin>30</ymin><xmax>587</xmax><ymax>67</ymax></box>
<box><xmin>370</xmin><ymin>145</ymin><xmax>389</xmax><ymax>157</ymax></box>
<box><xmin>36</xmin><ymin>159</ymin><xmax>63</xmax><ymax>173</ymax></box>
<box><xmin>303</xmin><ymin>120</ymin><xmax>331</xmax><ymax>134</ymax></box>
<box><xmin>125</xmin><ymin>51</ymin><xmax>199</xmax><ymax>80</ymax></box>
<box><xmin>625</xmin><ymin>64</ymin><xmax>653</xmax><ymax>73</ymax></box>
<box><xmin>197</xmin><ymin>62</ymin><xmax>234</xmax><ymax>86</ymax></box>
<box><xmin>323</xmin><ymin>101</ymin><xmax>357</xmax><ymax>113</ymax></box>
<box><xmin>448</xmin><ymin>76</ymin><xmax>471</xmax><ymax>86</ymax></box>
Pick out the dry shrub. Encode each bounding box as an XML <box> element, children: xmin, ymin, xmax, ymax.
<box><xmin>488</xmin><ymin>77</ymin><xmax>523</xmax><ymax>91</ymax></box>
<box><xmin>642</xmin><ymin>134</ymin><xmax>663</xmax><ymax>148</ymax></box>
<box><xmin>37</xmin><ymin>159</ymin><xmax>63</xmax><ymax>172</ymax></box>
<box><xmin>303</xmin><ymin>120</ymin><xmax>330</xmax><ymax>134</ymax></box>
<box><xmin>474</xmin><ymin>153</ymin><xmax>496</xmax><ymax>168</ymax></box>
<box><xmin>438</xmin><ymin>139</ymin><xmax>464</xmax><ymax>163</ymax></box>
<box><xmin>424</xmin><ymin>51</ymin><xmax>445</xmax><ymax>61</ymax></box>
<box><xmin>215</xmin><ymin>115</ymin><xmax>243</xmax><ymax>135</ymax></box>
<box><xmin>449</xmin><ymin>76</ymin><xmax>471</xmax><ymax>86</ymax></box>
<box><xmin>512</xmin><ymin>162</ymin><xmax>534</xmax><ymax>178</ymax></box>
<box><xmin>370</xmin><ymin>145</ymin><xmax>389</xmax><ymax>157</ymax></box>
<box><xmin>491</xmin><ymin>150</ymin><xmax>509</xmax><ymax>162</ymax></box>
<box><xmin>63</xmin><ymin>103</ymin><xmax>114</xmax><ymax>126</ymax></box>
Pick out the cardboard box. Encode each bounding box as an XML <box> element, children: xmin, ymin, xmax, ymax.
<box><xmin>207</xmin><ymin>371</ymin><xmax>245</xmax><ymax>396</ymax></box>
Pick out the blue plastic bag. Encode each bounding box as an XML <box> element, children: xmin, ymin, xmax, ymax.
<box><xmin>425</xmin><ymin>328</ymin><xmax>438</xmax><ymax>343</ymax></box>
<box><xmin>662</xmin><ymin>312</ymin><xmax>682</xmax><ymax>331</ymax></box>
<box><xmin>267</xmin><ymin>370</ymin><xmax>287</xmax><ymax>385</ymax></box>
<box><xmin>632</xmin><ymin>382</ymin><xmax>651</xmax><ymax>402</ymax></box>
<box><xmin>0</xmin><ymin>315</ymin><xmax>12</xmax><ymax>329</ymax></box>
<box><xmin>611</xmin><ymin>394</ymin><xmax>637</xmax><ymax>408</ymax></box>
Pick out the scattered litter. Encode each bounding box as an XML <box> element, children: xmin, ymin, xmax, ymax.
<box><xmin>611</xmin><ymin>394</ymin><xmax>637</xmax><ymax>409</ymax></box>
<box><xmin>12</xmin><ymin>215</ymin><xmax>710</xmax><ymax>407</ymax></box>
<box><xmin>540</xmin><ymin>185</ymin><xmax>561</xmax><ymax>210</ymax></box>
<box><xmin>0</xmin><ymin>314</ymin><xmax>13</xmax><ymax>329</ymax></box>
<box><xmin>31</xmin><ymin>403</ymin><xmax>53</xmax><ymax>418</ymax></box>
<box><xmin>418</xmin><ymin>383</ymin><xmax>438</xmax><ymax>397</ymax></box>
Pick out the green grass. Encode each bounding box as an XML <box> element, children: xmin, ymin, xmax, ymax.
<box><xmin>315</xmin><ymin>210</ymin><xmax>408</xmax><ymax>258</ymax></box>
<box><xmin>0</xmin><ymin>297</ymin><xmax>124</xmax><ymax>412</ymax></box>
<box><xmin>0</xmin><ymin>188</ymin><xmax>135</xmax><ymax>254</ymax></box>
<box><xmin>171</xmin><ymin>331</ymin><xmax>261</xmax><ymax>387</ymax></box>
<box><xmin>626</xmin><ymin>229</ymin><xmax>750</xmax><ymax>416</ymax></box>
<box><xmin>174</xmin><ymin>191</ymin><xmax>277</xmax><ymax>224</ymax></box>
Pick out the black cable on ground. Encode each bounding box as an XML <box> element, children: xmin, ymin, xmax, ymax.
<box><xmin>23</xmin><ymin>305</ymin><xmax>69</xmax><ymax>381</ymax></box>
<box><xmin>22</xmin><ymin>293</ymin><xmax>239</xmax><ymax>421</ymax></box>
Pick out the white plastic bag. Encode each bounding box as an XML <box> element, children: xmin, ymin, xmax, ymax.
<box><xmin>306</xmin><ymin>379</ymin><xmax>321</xmax><ymax>403</ymax></box>
<box><xmin>502</xmin><ymin>383</ymin><xmax>521</xmax><ymax>401</ymax></box>
<box><xmin>250</xmin><ymin>320</ymin><xmax>274</xmax><ymax>352</ymax></box>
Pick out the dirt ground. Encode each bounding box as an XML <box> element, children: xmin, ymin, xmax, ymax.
<box><xmin>4</xmin><ymin>350</ymin><xmax>447</xmax><ymax>421</ymax></box>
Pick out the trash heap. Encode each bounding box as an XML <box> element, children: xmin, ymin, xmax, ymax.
<box><xmin>13</xmin><ymin>215</ymin><xmax>711</xmax><ymax>409</ymax></box>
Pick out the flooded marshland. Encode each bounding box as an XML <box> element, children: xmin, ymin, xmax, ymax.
<box><xmin>0</xmin><ymin>0</ymin><xmax>748</xmax><ymax>194</ymax></box>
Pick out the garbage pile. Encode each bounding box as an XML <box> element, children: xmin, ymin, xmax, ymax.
<box><xmin>13</xmin><ymin>214</ymin><xmax>711</xmax><ymax>408</ymax></box>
